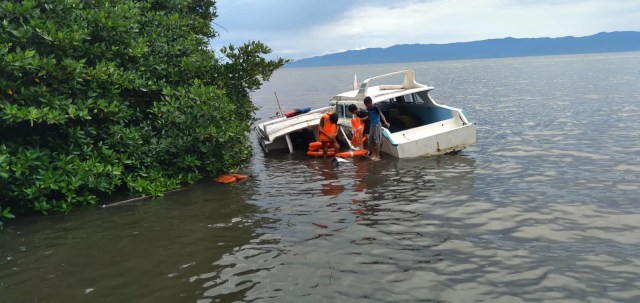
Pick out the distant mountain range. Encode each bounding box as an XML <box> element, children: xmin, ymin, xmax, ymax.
<box><xmin>286</xmin><ymin>31</ymin><xmax>640</xmax><ymax>68</ymax></box>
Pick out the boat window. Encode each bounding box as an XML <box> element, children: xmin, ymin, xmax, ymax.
<box><xmin>415</xmin><ymin>91</ymin><xmax>430</xmax><ymax>104</ymax></box>
<box><xmin>405</xmin><ymin>94</ymin><xmax>415</xmax><ymax>103</ymax></box>
<box><xmin>412</xmin><ymin>93</ymin><xmax>423</xmax><ymax>104</ymax></box>
<box><xmin>336</xmin><ymin>104</ymin><xmax>345</xmax><ymax>118</ymax></box>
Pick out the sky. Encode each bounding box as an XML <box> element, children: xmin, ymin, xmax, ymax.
<box><xmin>212</xmin><ymin>0</ymin><xmax>640</xmax><ymax>60</ymax></box>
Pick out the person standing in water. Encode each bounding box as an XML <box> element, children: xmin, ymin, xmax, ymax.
<box><xmin>318</xmin><ymin>112</ymin><xmax>340</xmax><ymax>158</ymax></box>
<box><xmin>363</xmin><ymin>96</ymin><xmax>390</xmax><ymax>161</ymax></box>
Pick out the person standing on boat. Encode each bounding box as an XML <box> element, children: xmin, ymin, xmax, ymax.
<box><xmin>348</xmin><ymin>104</ymin><xmax>370</xmax><ymax>150</ymax></box>
<box><xmin>364</xmin><ymin>96</ymin><xmax>390</xmax><ymax>161</ymax></box>
<box><xmin>318</xmin><ymin>112</ymin><xmax>341</xmax><ymax>158</ymax></box>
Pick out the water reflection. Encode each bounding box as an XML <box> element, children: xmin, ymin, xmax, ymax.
<box><xmin>309</xmin><ymin>159</ymin><xmax>345</xmax><ymax>197</ymax></box>
<box><xmin>195</xmin><ymin>154</ymin><xmax>477</xmax><ymax>302</ymax></box>
<box><xmin>0</xmin><ymin>182</ymin><xmax>263</xmax><ymax>303</ymax></box>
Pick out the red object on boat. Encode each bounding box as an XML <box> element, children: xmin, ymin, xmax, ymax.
<box><xmin>284</xmin><ymin>110</ymin><xmax>298</xmax><ymax>118</ymax></box>
<box><xmin>284</xmin><ymin>107</ymin><xmax>311</xmax><ymax>118</ymax></box>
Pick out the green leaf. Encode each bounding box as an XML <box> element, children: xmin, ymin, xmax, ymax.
<box><xmin>2</xmin><ymin>207</ymin><xmax>15</xmax><ymax>219</ymax></box>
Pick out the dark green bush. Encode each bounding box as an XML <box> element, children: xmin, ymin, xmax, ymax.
<box><xmin>0</xmin><ymin>0</ymin><xmax>288</xmax><ymax>224</ymax></box>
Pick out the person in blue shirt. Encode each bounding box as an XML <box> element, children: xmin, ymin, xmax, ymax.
<box><xmin>363</xmin><ymin>96</ymin><xmax>390</xmax><ymax>161</ymax></box>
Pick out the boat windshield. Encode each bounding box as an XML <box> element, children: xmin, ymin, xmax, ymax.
<box><xmin>336</xmin><ymin>103</ymin><xmax>345</xmax><ymax>118</ymax></box>
<box><xmin>387</xmin><ymin>93</ymin><xmax>424</xmax><ymax>104</ymax></box>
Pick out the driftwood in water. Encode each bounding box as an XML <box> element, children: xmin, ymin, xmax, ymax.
<box><xmin>100</xmin><ymin>188</ymin><xmax>185</xmax><ymax>208</ymax></box>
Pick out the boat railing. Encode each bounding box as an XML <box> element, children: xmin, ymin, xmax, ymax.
<box><xmin>257</xmin><ymin>106</ymin><xmax>332</xmax><ymax>131</ymax></box>
<box><xmin>356</xmin><ymin>70</ymin><xmax>424</xmax><ymax>99</ymax></box>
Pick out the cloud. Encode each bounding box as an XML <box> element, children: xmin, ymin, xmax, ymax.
<box><xmin>213</xmin><ymin>0</ymin><xmax>640</xmax><ymax>60</ymax></box>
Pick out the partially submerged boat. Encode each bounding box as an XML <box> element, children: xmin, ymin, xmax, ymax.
<box><xmin>255</xmin><ymin>106</ymin><xmax>331</xmax><ymax>152</ymax></box>
<box><xmin>255</xmin><ymin>70</ymin><xmax>476</xmax><ymax>158</ymax></box>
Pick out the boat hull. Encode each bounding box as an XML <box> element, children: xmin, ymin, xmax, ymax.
<box><xmin>380</xmin><ymin>119</ymin><xmax>476</xmax><ymax>158</ymax></box>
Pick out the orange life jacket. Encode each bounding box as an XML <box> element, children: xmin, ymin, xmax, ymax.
<box><xmin>319</xmin><ymin>112</ymin><xmax>337</xmax><ymax>141</ymax></box>
<box><xmin>350</xmin><ymin>117</ymin><xmax>364</xmax><ymax>147</ymax></box>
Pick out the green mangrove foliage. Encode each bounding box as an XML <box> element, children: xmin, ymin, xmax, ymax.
<box><xmin>0</xmin><ymin>0</ymin><xmax>289</xmax><ymax>224</ymax></box>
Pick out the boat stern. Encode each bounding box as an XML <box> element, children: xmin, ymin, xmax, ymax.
<box><xmin>381</xmin><ymin>118</ymin><xmax>476</xmax><ymax>158</ymax></box>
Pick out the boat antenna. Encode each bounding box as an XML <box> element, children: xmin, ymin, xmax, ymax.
<box><xmin>353</xmin><ymin>74</ymin><xmax>358</xmax><ymax>90</ymax></box>
<box><xmin>274</xmin><ymin>91</ymin><xmax>285</xmax><ymax>116</ymax></box>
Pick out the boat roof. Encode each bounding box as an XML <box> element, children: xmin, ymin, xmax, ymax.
<box><xmin>331</xmin><ymin>70</ymin><xmax>434</xmax><ymax>104</ymax></box>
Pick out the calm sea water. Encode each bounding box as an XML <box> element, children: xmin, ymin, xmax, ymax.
<box><xmin>2</xmin><ymin>52</ymin><xmax>640</xmax><ymax>302</ymax></box>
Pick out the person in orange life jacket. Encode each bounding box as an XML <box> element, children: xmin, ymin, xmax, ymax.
<box><xmin>348</xmin><ymin>104</ymin><xmax>369</xmax><ymax>150</ymax></box>
<box><xmin>364</xmin><ymin>96</ymin><xmax>389</xmax><ymax>161</ymax></box>
<box><xmin>318</xmin><ymin>112</ymin><xmax>341</xmax><ymax>158</ymax></box>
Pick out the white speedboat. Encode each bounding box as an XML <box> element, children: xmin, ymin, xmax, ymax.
<box><xmin>332</xmin><ymin>70</ymin><xmax>476</xmax><ymax>158</ymax></box>
<box><xmin>256</xmin><ymin>70</ymin><xmax>476</xmax><ymax>157</ymax></box>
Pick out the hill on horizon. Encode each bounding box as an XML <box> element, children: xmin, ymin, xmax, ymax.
<box><xmin>286</xmin><ymin>31</ymin><xmax>640</xmax><ymax>68</ymax></box>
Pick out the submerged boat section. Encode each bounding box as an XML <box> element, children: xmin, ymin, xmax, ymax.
<box><xmin>255</xmin><ymin>106</ymin><xmax>331</xmax><ymax>153</ymax></box>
